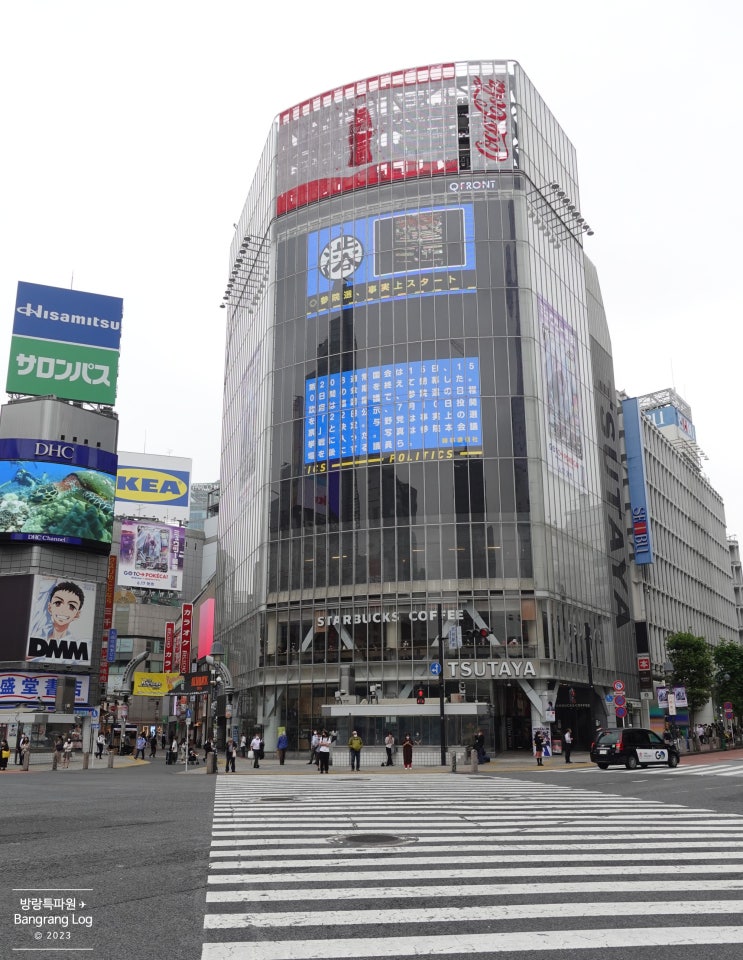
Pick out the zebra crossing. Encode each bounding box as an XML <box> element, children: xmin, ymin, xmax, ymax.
<box><xmin>584</xmin><ymin>761</ymin><xmax>743</xmax><ymax>778</ymax></box>
<box><xmin>201</xmin><ymin>773</ymin><xmax>743</xmax><ymax>959</ymax></box>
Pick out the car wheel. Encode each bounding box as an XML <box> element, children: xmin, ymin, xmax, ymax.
<box><xmin>625</xmin><ymin>755</ymin><xmax>638</xmax><ymax>770</ymax></box>
<box><xmin>597</xmin><ymin>763</ymin><xmax>609</xmax><ymax>770</ymax></box>
<box><xmin>668</xmin><ymin>754</ymin><xmax>679</xmax><ymax>768</ymax></box>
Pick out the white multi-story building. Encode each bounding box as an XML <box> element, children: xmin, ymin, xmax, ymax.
<box><xmin>621</xmin><ymin>388</ymin><xmax>737</xmax><ymax>724</ymax></box>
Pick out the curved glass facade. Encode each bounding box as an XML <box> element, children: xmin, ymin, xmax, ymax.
<box><xmin>216</xmin><ymin>61</ymin><xmax>636</xmax><ymax>753</ymax></box>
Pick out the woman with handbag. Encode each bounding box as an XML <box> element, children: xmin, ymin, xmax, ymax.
<box><xmin>0</xmin><ymin>739</ymin><xmax>10</xmax><ymax>770</ymax></box>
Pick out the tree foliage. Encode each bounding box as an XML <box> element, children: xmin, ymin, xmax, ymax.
<box><xmin>713</xmin><ymin>641</ymin><xmax>743</xmax><ymax>719</ymax></box>
<box><xmin>666</xmin><ymin>632</ymin><xmax>714</xmax><ymax>717</ymax></box>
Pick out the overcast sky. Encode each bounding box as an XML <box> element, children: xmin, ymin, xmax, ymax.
<box><xmin>1</xmin><ymin>1</ymin><xmax>740</xmax><ymax>537</ymax></box>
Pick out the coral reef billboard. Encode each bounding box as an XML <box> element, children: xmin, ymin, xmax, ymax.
<box><xmin>0</xmin><ymin>438</ymin><xmax>116</xmax><ymax>552</ymax></box>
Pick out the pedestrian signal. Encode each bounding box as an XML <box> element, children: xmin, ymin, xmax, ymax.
<box><xmin>416</xmin><ymin>688</ymin><xmax>425</xmax><ymax>704</ymax></box>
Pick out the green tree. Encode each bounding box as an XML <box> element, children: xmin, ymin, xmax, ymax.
<box><xmin>666</xmin><ymin>631</ymin><xmax>714</xmax><ymax>720</ymax></box>
<box><xmin>713</xmin><ymin>641</ymin><xmax>743</xmax><ymax>720</ymax></box>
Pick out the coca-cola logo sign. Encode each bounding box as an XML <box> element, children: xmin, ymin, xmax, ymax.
<box><xmin>472</xmin><ymin>77</ymin><xmax>509</xmax><ymax>163</ymax></box>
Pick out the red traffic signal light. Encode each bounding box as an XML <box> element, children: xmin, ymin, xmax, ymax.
<box><xmin>416</xmin><ymin>688</ymin><xmax>425</xmax><ymax>704</ymax></box>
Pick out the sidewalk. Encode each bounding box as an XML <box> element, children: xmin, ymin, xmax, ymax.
<box><xmin>7</xmin><ymin>745</ymin><xmax>742</xmax><ymax>775</ymax></box>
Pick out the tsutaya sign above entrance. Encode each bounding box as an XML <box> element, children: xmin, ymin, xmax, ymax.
<box><xmin>447</xmin><ymin>660</ymin><xmax>538</xmax><ymax>679</ymax></box>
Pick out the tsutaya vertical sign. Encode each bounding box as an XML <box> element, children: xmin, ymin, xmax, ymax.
<box><xmin>179</xmin><ymin>604</ymin><xmax>193</xmax><ymax>674</ymax></box>
<box><xmin>622</xmin><ymin>397</ymin><xmax>654</xmax><ymax>564</ymax></box>
<box><xmin>163</xmin><ymin>622</ymin><xmax>175</xmax><ymax>673</ymax></box>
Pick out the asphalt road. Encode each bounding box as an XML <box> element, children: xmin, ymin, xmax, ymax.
<box><xmin>2</xmin><ymin>761</ymin><xmax>215</xmax><ymax>960</ymax></box>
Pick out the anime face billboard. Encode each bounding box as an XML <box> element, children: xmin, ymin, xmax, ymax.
<box><xmin>26</xmin><ymin>575</ymin><xmax>97</xmax><ymax>666</ymax></box>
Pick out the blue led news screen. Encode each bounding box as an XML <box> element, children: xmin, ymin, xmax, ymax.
<box><xmin>304</xmin><ymin>357</ymin><xmax>483</xmax><ymax>469</ymax></box>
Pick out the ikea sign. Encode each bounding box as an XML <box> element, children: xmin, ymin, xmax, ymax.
<box><xmin>116</xmin><ymin>467</ymin><xmax>189</xmax><ymax>505</ymax></box>
<box><xmin>114</xmin><ymin>452</ymin><xmax>192</xmax><ymax>523</ymax></box>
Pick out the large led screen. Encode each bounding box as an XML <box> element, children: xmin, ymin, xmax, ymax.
<box><xmin>0</xmin><ymin>438</ymin><xmax>116</xmax><ymax>551</ymax></box>
<box><xmin>117</xmin><ymin>520</ymin><xmax>186</xmax><ymax>591</ymax></box>
<box><xmin>306</xmin><ymin>204</ymin><xmax>476</xmax><ymax>317</ymax></box>
<box><xmin>304</xmin><ymin>357</ymin><xmax>483</xmax><ymax>469</ymax></box>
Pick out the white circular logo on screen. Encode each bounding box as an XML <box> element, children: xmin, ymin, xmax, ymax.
<box><xmin>319</xmin><ymin>235</ymin><xmax>364</xmax><ymax>280</ymax></box>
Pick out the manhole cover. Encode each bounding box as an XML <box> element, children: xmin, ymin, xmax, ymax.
<box><xmin>331</xmin><ymin>833</ymin><xmax>418</xmax><ymax>847</ymax></box>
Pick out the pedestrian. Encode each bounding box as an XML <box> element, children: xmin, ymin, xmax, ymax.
<box><xmin>276</xmin><ymin>730</ymin><xmax>288</xmax><ymax>765</ymax></box>
<box><xmin>20</xmin><ymin>734</ymin><xmax>30</xmax><ymax>768</ymax></box>
<box><xmin>240</xmin><ymin>734</ymin><xmax>247</xmax><ymax>759</ymax></box>
<box><xmin>402</xmin><ymin>734</ymin><xmax>414</xmax><ymax>769</ymax></box>
<box><xmin>473</xmin><ymin>729</ymin><xmax>490</xmax><ymax>763</ymax></box>
<box><xmin>0</xmin><ymin>738</ymin><xmax>10</xmax><ymax>771</ymax></box>
<box><xmin>563</xmin><ymin>728</ymin><xmax>573</xmax><ymax>764</ymax></box>
<box><xmin>170</xmin><ymin>736</ymin><xmax>179</xmax><ymax>766</ymax></box>
<box><xmin>225</xmin><ymin>738</ymin><xmax>236</xmax><ymax>773</ymax></box>
<box><xmin>317</xmin><ymin>729</ymin><xmax>332</xmax><ymax>773</ymax></box>
<box><xmin>384</xmin><ymin>731</ymin><xmax>395</xmax><ymax>766</ymax></box>
<box><xmin>95</xmin><ymin>733</ymin><xmax>106</xmax><ymax>759</ymax></box>
<box><xmin>534</xmin><ymin>730</ymin><xmax>544</xmax><ymax>766</ymax></box>
<box><xmin>250</xmin><ymin>733</ymin><xmax>262</xmax><ymax>768</ymax></box>
<box><xmin>62</xmin><ymin>736</ymin><xmax>74</xmax><ymax>768</ymax></box>
<box><xmin>203</xmin><ymin>737</ymin><xmax>213</xmax><ymax>762</ymax></box>
<box><xmin>348</xmin><ymin>730</ymin><xmax>363</xmax><ymax>770</ymax></box>
<box><xmin>149</xmin><ymin>734</ymin><xmax>158</xmax><ymax>759</ymax></box>
<box><xmin>308</xmin><ymin>730</ymin><xmax>319</xmax><ymax>765</ymax></box>
<box><xmin>15</xmin><ymin>733</ymin><xmax>25</xmax><ymax>765</ymax></box>
<box><xmin>134</xmin><ymin>734</ymin><xmax>147</xmax><ymax>760</ymax></box>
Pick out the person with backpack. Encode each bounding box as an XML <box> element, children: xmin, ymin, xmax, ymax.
<box><xmin>348</xmin><ymin>730</ymin><xmax>363</xmax><ymax>771</ymax></box>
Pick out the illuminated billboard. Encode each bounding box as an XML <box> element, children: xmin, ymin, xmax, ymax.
<box><xmin>304</xmin><ymin>357</ymin><xmax>483</xmax><ymax>469</ymax></box>
<box><xmin>115</xmin><ymin>452</ymin><xmax>192</xmax><ymax>523</ymax></box>
<box><xmin>117</xmin><ymin>520</ymin><xmax>186</xmax><ymax>591</ymax></box>
<box><xmin>306</xmin><ymin>204</ymin><xmax>476</xmax><ymax>317</ymax></box>
<box><xmin>6</xmin><ymin>281</ymin><xmax>123</xmax><ymax>404</ymax></box>
<box><xmin>27</xmin><ymin>575</ymin><xmax>98</xmax><ymax>667</ymax></box>
<box><xmin>0</xmin><ymin>438</ymin><xmax>116</xmax><ymax>551</ymax></box>
<box><xmin>277</xmin><ymin>63</ymin><xmax>513</xmax><ymax>215</ymax></box>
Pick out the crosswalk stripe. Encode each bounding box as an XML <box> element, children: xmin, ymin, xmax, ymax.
<box><xmin>204</xmin><ymin>899</ymin><xmax>743</xmax><ymax>928</ymax></box>
<box><xmin>206</xmin><ymin>878</ymin><xmax>743</xmax><ymax>903</ymax></box>
<box><xmin>201</xmin><ymin>926</ymin><xmax>743</xmax><ymax>958</ymax></box>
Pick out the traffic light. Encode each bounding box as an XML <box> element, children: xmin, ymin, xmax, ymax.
<box><xmin>416</xmin><ymin>688</ymin><xmax>425</xmax><ymax>704</ymax></box>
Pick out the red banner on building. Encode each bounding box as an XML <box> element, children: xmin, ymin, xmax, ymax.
<box><xmin>180</xmin><ymin>603</ymin><xmax>193</xmax><ymax>674</ymax></box>
<box><xmin>99</xmin><ymin>555</ymin><xmax>117</xmax><ymax>686</ymax></box>
<box><xmin>164</xmin><ymin>621</ymin><xmax>175</xmax><ymax>673</ymax></box>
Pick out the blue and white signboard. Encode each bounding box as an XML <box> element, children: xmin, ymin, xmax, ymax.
<box><xmin>306</xmin><ymin>204</ymin><xmax>476</xmax><ymax>317</ymax></box>
<box><xmin>304</xmin><ymin>357</ymin><xmax>482</xmax><ymax>465</ymax></box>
<box><xmin>107</xmin><ymin>629</ymin><xmax>118</xmax><ymax>663</ymax></box>
<box><xmin>13</xmin><ymin>281</ymin><xmax>123</xmax><ymax>351</ymax></box>
<box><xmin>622</xmin><ymin>397</ymin><xmax>654</xmax><ymax>564</ymax></box>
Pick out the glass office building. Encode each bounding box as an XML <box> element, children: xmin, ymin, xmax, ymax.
<box><xmin>216</xmin><ymin>61</ymin><xmax>636</xmax><ymax>752</ymax></box>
